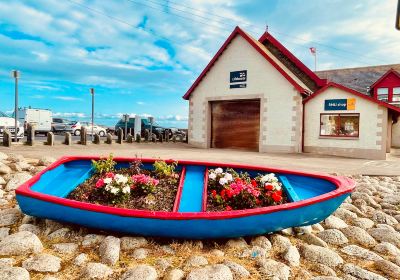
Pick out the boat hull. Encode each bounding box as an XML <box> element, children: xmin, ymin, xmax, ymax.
<box><xmin>17</xmin><ymin>192</ymin><xmax>349</xmax><ymax>239</ymax></box>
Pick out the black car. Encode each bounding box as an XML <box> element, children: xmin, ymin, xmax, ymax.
<box><xmin>115</xmin><ymin>118</ymin><xmax>169</xmax><ymax>138</ymax></box>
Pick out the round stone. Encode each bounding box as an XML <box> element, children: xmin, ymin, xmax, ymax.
<box><xmin>187</xmin><ymin>264</ymin><xmax>233</xmax><ymax>280</ymax></box>
<box><xmin>120</xmin><ymin>265</ymin><xmax>157</xmax><ymax>280</ymax></box>
<box><xmin>317</xmin><ymin>229</ymin><xmax>348</xmax><ymax>246</ymax></box>
<box><xmin>0</xmin><ymin>231</ymin><xmax>43</xmax><ymax>256</ymax></box>
<box><xmin>22</xmin><ymin>253</ymin><xmax>61</xmax><ymax>272</ymax></box>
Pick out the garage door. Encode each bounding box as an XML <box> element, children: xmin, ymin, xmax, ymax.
<box><xmin>211</xmin><ymin>99</ymin><xmax>260</xmax><ymax>151</ymax></box>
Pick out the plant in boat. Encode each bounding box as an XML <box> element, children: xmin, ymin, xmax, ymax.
<box><xmin>67</xmin><ymin>155</ymin><xmax>181</xmax><ymax>211</ymax></box>
<box><xmin>95</xmin><ymin>172</ymin><xmax>132</xmax><ymax>204</ymax></box>
<box><xmin>131</xmin><ymin>173</ymin><xmax>159</xmax><ymax>194</ymax></box>
<box><xmin>92</xmin><ymin>154</ymin><xmax>116</xmax><ymax>174</ymax></box>
<box><xmin>153</xmin><ymin>160</ymin><xmax>179</xmax><ymax>184</ymax></box>
<box><xmin>208</xmin><ymin>168</ymin><xmax>286</xmax><ymax>211</ymax></box>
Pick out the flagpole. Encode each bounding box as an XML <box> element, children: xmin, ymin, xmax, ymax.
<box><xmin>314</xmin><ymin>50</ymin><xmax>317</xmax><ymax>72</ymax></box>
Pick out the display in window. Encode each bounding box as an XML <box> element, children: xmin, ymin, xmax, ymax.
<box><xmin>320</xmin><ymin>114</ymin><xmax>359</xmax><ymax>138</ymax></box>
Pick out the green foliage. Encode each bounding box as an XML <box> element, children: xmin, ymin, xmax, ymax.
<box><xmin>153</xmin><ymin>160</ymin><xmax>177</xmax><ymax>178</ymax></box>
<box><xmin>92</xmin><ymin>154</ymin><xmax>116</xmax><ymax>174</ymax></box>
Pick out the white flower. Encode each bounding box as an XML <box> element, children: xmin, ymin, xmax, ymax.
<box><xmin>115</xmin><ymin>174</ymin><xmax>128</xmax><ymax>184</ymax></box>
<box><xmin>219</xmin><ymin>177</ymin><xmax>228</xmax><ymax>185</ymax></box>
<box><xmin>105</xmin><ymin>185</ymin><xmax>111</xmax><ymax>191</ymax></box>
<box><xmin>110</xmin><ymin>187</ymin><xmax>119</xmax><ymax>194</ymax></box>
<box><xmin>209</xmin><ymin>173</ymin><xmax>217</xmax><ymax>180</ymax></box>
<box><xmin>224</xmin><ymin>173</ymin><xmax>233</xmax><ymax>181</ymax></box>
<box><xmin>122</xmin><ymin>186</ymin><xmax>131</xmax><ymax>194</ymax></box>
<box><xmin>260</xmin><ymin>175</ymin><xmax>269</xmax><ymax>183</ymax></box>
<box><xmin>215</xmin><ymin>168</ymin><xmax>223</xmax><ymax>174</ymax></box>
<box><xmin>274</xmin><ymin>184</ymin><xmax>282</xmax><ymax>191</ymax></box>
<box><xmin>104</xmin><ymin>178</ymin><xmax>112</xmax><ymax>184</ymax></box>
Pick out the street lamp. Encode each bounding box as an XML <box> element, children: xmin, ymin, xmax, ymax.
<box><xmin>90</xmin><ymin>88</ymin><xmax>94</xmax><ymax>141</ymax></box>
<box><xmin>11</xmin><ymin>70</ymin><xmax>20</xmax><ymax>142</ymax></box>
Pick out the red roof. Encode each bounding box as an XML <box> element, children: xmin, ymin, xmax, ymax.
<box><xmin>370</xmin><ymin>69</ymin><xmax>400</xmax><ymax>89</ymax></box>
<box><xmin>303</xmin><ymin>82</ymin><xmax>400</xmax><ymax>114</ymax></box>
<box><xmin>258</xmin><ymin>32</ymin><xmax>326</xmax><ymax>88</ymax></box>
<box><xmin>182</xmin><ymin>26</ymin><xmax>308</xmax><ymax>100</ymax></box>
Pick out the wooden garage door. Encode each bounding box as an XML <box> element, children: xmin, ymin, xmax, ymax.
<box><xmin>211</xmin><ymin>100</ymin><xmax>260</xmax><ymax>151</ymax></box>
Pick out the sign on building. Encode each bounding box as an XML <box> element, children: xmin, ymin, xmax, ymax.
<box><xmin>230</xmin><ymin>70</ymin><xmax>247</xmax><ymax>89</ymax></box>
<box><xmin>324</xmin><ymin>98</ymin><xmax>356</xmax><ymax>111</ymax></box>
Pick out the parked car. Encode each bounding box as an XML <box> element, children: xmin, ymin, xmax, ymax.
<box><xmin>51</xmin><ymin>118</ymin><xmax>73</xmax><ymax>133</ymax></box>
<box><xmin>115</xmin><ymin>118</ymin><xmax>168</xmax><ymax>138</ymax></box>
<box><xmin>71</xmin><ymin>121</ymin><xmax>107</xmax><ymax>136</ymax></box>
<box><xmin>18</xmin><ymin>108</ymin><xmax>52</xmax><ymax>135</ymax></box>
<box><xmin>0</xmin><ymin>111</ymin><xmax>24</xmax><ymax>141</ymax></box>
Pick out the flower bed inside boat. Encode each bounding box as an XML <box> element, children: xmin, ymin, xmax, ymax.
<box><xmin>67</xmin><ymin>155</ymin><xmax>180</xmax><ymax>211</ymax></box>
<box><xmin>207</xmin><ymin>168</ymin><xmax>288</xmax><ymax>211</ymax></box>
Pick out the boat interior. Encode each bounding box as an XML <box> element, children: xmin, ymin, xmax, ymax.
<box><xmin>29</xmin><ymin>159</ymin><xmax>339</xmax><ymax>212</ymax></box>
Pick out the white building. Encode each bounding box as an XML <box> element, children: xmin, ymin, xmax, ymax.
<box><xmin>184</xmin><ymin>27</ymin><xmax>400</xmax><ymax>160</ymax></box>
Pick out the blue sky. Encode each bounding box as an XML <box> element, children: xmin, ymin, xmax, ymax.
<box><xmin>0</xmin><ymin>0</ymin><xmax>399</xmax><ymax>128</ymax></box>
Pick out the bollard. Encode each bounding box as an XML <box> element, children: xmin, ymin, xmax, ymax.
<box><xmin>2</xmin><ymin>129</ymin><xmax>11</xmax><ymax>147</ymax></box>
<box><xmin>26</xmin><ymin>123</ymin><xmax>35</xmax><ymax>146</ymax></box>
<box><xmin>80</xmin><ymin>126</ymin><xmax>87</xmax><ymax>145</ymax></box>
<box><xmin>159</xmin><ymin>134</ymin><xmax>164</xmax><ymax>143</ymax></box>
<box><xmin>172</xmin><ymin>135</ymin><xmax>177</xmax><ymax>143</ymax></box>
<box><xmin>64</xmin><ymin>132</ymin><xmax>72</xmax><ymax>145</ymax></box>
<box><xmin>46</xmin><ymin>132</ymin><xmax>54</xmax><ymax>146</ymax></box>
<box><xmin>151</xmin><ymin>133</ymin><xmax>157</xmax><ymax>143</ymax></box>
<box><xmin>93</xmin><ymin>133</ymin><xmax>100</xmax><ymax>144</ymax></box>
<box><xmin>184</xmin><ymin>134</ymin><xmax>188</xmax><ymax>143</ymax></box>
<box><xmin>144</xmin><ymin>130</ymin><xmax>149</xmax><ymax>142</ymax></box>
<box><xmin>105</xmin><ymin>133</ymin><xmax>112</xmax><ymax>144</ymax></box>
<box><xmin>117</xmin><ymin>128</ymin><xmax>123</xmax><ymax>144</ymax></box>
<box><xmin>135</xmin><ymin>133</ymin><xmax>141</xmax><ymax>143</ymax></box>
<box><xmin>126</xmin><ymin>133</ymin><xmax>133</xmax><ymax>143</ymax></box>
<box><xmin>164</xmin><ymin>130</ymin><xmax>170</xmax><ymax>142</ymax></box>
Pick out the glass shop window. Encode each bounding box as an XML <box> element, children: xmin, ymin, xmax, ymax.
<box><xmin>320</xmin><ymin>114</ymin><xmax>359</xmax><ymax>138</ymax></box>
<box><xmin>393</xmin><ymin>87</ymin><xmax>400</xmax><ymax>102</ymax></box>
<box><xmin>377</xmin><ymin>88</ymin><xmax>389</xmax><ymax>101</ymax></box>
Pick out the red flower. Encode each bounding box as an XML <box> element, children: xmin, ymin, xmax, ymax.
<box><xmin>95</xmin><ymin>178</ymin><xmax>105</xmax><ymax>188</ymax></box>
<box><xmin>271</xmin><ymin>192</ymin><xmax>282</xmax><ymax>202</ymax></box>
<box><xmin>220</xmin><ymin>189</ymin><xmax>226</xmax><ymax>198</ymax></box>
<box><xmin>276</xmin><ymin>190</ymin><xmax>282</xmax><ymax>196</ymax></box>
<box><xmin>105</xmin><ymin>172</ymin><xmax>115</xmax><ymax>178</ymax></box>
<box><xmin>256</xmin><ymin>199</ymin><xmax>262</xmax><ymax>205</ymax></box>
<box><xmin>265</xmin><ymin>183</ymin><xmax>274</xmax><ymax>191</ymax></box>
<box><xmin>235</xmin><ymin>178</ymin><xmax>242</xmax><ymax>183</ymax></box>
<box><xmin>251</xmin><ymin>180</ymin><xmax>257</xmax><ymax>187</ymax></box>
<box><xmin>226</xmin><ymin>206</ymin><xmax>232</xmax><ymax>211</ymax></box>
<box><xmin>211</xmin><ymin>190</ymin><xmax>217</xmax><ymax>198</ymax></box>
<box><xmin>226</xmin><ymin>188</ymin><xmax>233</xmax><ymax>198</ymax></box>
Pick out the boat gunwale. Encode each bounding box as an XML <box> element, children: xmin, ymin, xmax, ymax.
<box><xmin>15</xmin><ymin>156</ymin><xmax>355</xmax><ymax>220</ymax></box>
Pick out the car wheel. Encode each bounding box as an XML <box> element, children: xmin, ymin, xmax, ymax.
<box><xmin>74</xmin><ymin>129</ymin><xmax>81</xmax><ymax>136</ymax></box>
<box><xmin>99</xmin><ymin>131</ymin><xmax>105</xmax><ymax>137</ymax></box>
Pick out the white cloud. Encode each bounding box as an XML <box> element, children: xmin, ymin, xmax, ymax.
<box><xmin>52</xmin><ymin>96</ymin><xmax>83</xmax><ymax>101</ymax></box>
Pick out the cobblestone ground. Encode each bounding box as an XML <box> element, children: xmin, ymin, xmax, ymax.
<box><xmin>0</xmin><ymin>151</ymin><xmax>399</xmax><ymax>280</ymax></box>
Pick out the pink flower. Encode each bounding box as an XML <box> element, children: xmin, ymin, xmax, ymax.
<box><xmin>105</xmin><ymin>172</ymin><xmax>115</xmax><ymax>178</ymax></box>
<box><xmin>95</xmin><ymin>178</ymin><xmax>105</xmax><ymax>188</ymax></box>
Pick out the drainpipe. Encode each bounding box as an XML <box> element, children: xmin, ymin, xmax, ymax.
<box><xmin>301</xmin><ymin>101</ymin><xmax>305</xmax><ymax>153</ymax></box>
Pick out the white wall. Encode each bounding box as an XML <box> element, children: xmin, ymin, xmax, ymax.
<box><xmin>304</xmin><ymin>87</ymin><xmax>387</xmax><ymax>159</ymax></box>
<box><xmin>392</xmin><ymin>119</ymin><xmax>400</xmax><ymax>147</ymax></box>
<box><xmin>189</xmin><ymin>35</ymin><xmax>303</xmax><ymax>152</ymax></box>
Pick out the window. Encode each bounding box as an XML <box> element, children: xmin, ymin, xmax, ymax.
<box><xmin>377</xmin><ymin>88</ymin><xmax>389</xmax><ymax>101</ymax></box>
<box><xmin>320</xmin><ymin>113</ymin><xmax>359</xmax><ymax>138</ymax></box>
<box><xmin>393</xmin><ymin>87</ymin><xmax>400</xmax><ymax>102</ymax></box>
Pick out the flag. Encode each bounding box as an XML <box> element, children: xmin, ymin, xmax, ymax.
<box><xmin>309</xmin><ymin>47</ymin><xmax>316</xmax><ymax>55</ymax></box>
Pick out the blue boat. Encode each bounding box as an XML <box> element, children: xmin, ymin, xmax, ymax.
<box><xmin>16</xmin><ymin>156</ymin><xmax>355</xmax><ymax>239</ymax></box>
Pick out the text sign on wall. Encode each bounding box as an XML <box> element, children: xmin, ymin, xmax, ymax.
<box><xmin>230</xmin><ymin>83</ymin><xmax>247</xmax><ymax>89</ymax></box>
<box><xmin>324</xmin><ymin>98</ymin><xmax>356</xmax><ymax>111</ymax></box>
<box><xmin>230</xmin><ymin>70</ymin><xmax>247</xmax><ymax>89</ymax></box>
<box><xmin>230</xmin><ymin>70</ymin><xmax>247</xmax><ymax>83</ymax></box>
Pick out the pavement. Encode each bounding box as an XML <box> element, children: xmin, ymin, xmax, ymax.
<box><xmin>1</xmin><ymin>141</ymin><xmax>400</xmax><ymax>176</ymax></box>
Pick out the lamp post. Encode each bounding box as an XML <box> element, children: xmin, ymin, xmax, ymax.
<box><xmin>12</xmin><ymin>70</ymin><xmax>20</xmax><ymax>142</ymax></box>
<box><xmin>90</xmin><ymin>88</ymin><xmax>94</xmax><ymax>141</ymax></box>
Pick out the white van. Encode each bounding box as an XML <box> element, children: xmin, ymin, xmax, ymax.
<box><xmin>0</xmin><ymin>111</ymin><xmax>24</xmax><ymax>141</ymax></box>
<box><xmin>18</xmin><ymin>108</ymin><xmax>52</xmax><ymax>134</ymax></box>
